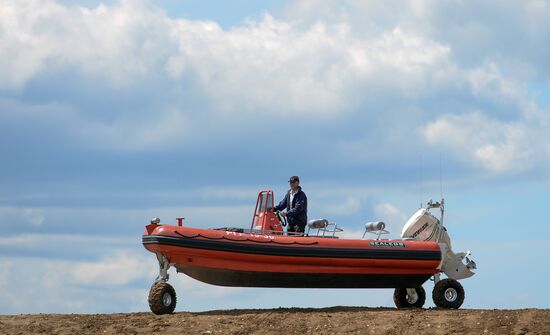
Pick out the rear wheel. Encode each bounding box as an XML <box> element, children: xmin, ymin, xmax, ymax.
<box><xmin>148</xmin><ymin>282</ymin><xmax>177</xmax><ymax>315</ymax></box>
<box><xmin>393</xmin><ymin>286</ymin><xmax>426</xmax><ymax>308</ymax></box>
<box><xmin>432</xmin><ymin>278</ymin><xmax>464</xmax><ymax>309</ymax></box>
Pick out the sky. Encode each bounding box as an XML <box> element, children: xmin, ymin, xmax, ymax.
<box><xmin>1</xmin><ymin>0</ymin><xmax>549</xmax><ymax>314</ymax></box>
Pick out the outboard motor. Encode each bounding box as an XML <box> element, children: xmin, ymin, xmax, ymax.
<box><xmin>401</xmin><ymin>199</ymin><xmax>476</xmax><ymax>280</ymax></box>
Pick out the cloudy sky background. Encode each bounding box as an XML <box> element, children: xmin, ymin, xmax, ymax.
<box><xmin>1</xmin><ymin>0</ymin><xmax>549</xmax><ymax>314</ymax></box>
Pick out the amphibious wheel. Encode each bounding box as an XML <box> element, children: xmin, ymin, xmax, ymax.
<box><xmin>148</xmin><ymin>282</ymin><xmax>177</xmax><ymax>315</ymax></box>
<box><xmin>432</xmin><ymin>278</ymin><xmax>464</xmax><ymax>309</ymax></box>
<box><xmin>393</xmin><ymin>286</ymin><xmax>426</xmax><ymax>308</ymax></box>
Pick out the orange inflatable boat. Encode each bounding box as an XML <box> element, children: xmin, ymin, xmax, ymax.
<box><xmin>143</xmin><ymin>191</ymin><xmax>476</xmax><ymax>314</ymax></box>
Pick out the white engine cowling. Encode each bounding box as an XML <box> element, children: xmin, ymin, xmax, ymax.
<box><xmin>401</xmin><ymin>207</ymin><xmax>476</xmax><ymax>280</ymax></box>
<box><xmin>401</xmin><ymin>208</ymin><xmax>445</xmax><ymax>243</ymax></box>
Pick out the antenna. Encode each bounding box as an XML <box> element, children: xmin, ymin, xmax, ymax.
<box><xmin>419</xmin><ymin>152</ymin><xmax>423</xmax><ymax>208</ymax></box>
<box><xmin>439</xmin><ymin>152</ymin><xmax>443</xmax><ymax>199</ymax></box>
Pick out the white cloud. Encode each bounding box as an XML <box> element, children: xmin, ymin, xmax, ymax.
<box><xmin>80</xmin><ymin>107</ymin><xmax>191</xmax><ymax>151</ymax></box>
<box><xmin>0</xmin><ymin>0</ymin><xmax>449</xmax><ymax>114</ymax></box>
<box><xmin>194</xmin><ymin>186</ymin><xmax>258</xmax><ymax>200</ymax></box>
<box><xmin>23</xmin><ymin>208</ymin><xmax>44</xmax><ymax>226</ymax></box>
<box><xmin>321</xmin><ymin>196</ymin><xmax>361</xmax><ymax>215</ymax></box>
<box><xmin>1</xmin><ymin>0</ymin><xmax>550</xmax><ymax>178</ymax></box>
<box><xmin>0</xmin><ymin>203</ymin><xmax>253</xmax><ymax>236</ymax></box>
<box><xmin>71</xmin><ymin>250</ymin><xmax>154</xmax><ymax>286</ymax></box>
<box><xmin>374</xmin><ymin>202</ymin><xmax>406</xmax><ymax>222</ymax></box>
<box><xmin>0</xmin><ymin>254</ymin><xmax>152</xmax><ymax>313</ymax></box>
<box><xmin>0</xmin><ymin>231</ymin><xmax>242</xmax><ymax>313</ymax></box>
<box><xmin>0</xmin><ymin>0</ymin><xmax>458</xmax><ymax>156</ymax></box>
<box><xmin>274</xmin><ymin>0</ymin><xmax>550</xmax><ymax>176</ymax></box>
<box><xmin>374</xmin><ymin>202</ymin><xmax>407</xmax><ymax>237</ymax></box>
<box><xmin>166</xmin><ymin>20</ymin><xmax>450</xmax><ymax>115</ymax></box>
<box><xmin>284</xmin><ymin>0</ymin><xmax>550</xmax><ymax>78</ymax></box>
<box><xmin>337</xmin><ymin>228</ymin><xmax>366</xmax><ymax>240</ymax></box>
<box><xmin>0</xmin><ymin>206</ymin><xmax>44</xmax><ymax>227</ymax></box>
<box><xmin>0</xmin><ymin>0</ymin><xmax>174</xmax><ymax>89</ymax></box>
<box><xmin>3</xmin><ymin>0</ymin><xmax>547</xmax><ymax>177</ymax></box>
<box><xmin>0</xmin><ymin>259</ymin><xmax>9</xmax><ymax>290</ymax></box>
<box><xmin>422</xmin><ymin>109</ymin><xmax>549</xmax><ymax>174</ymax></box>
<box><xmin>468</xmin><ymin>63</ymin><xmax>521</xmax><ymax>101</ymax></box>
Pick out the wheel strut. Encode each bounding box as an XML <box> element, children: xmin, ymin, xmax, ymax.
<box><xmin>155</xmin><ymin>253</ymin><xmax>170</xmax><ymax>283</ymax></box>
<box><xmin>149</xmin><ymin>253</ymin><xmax>177</xmax><ymax>314</ymax></box>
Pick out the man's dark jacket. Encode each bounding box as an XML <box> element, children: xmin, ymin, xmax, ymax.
<box><xmin>273</xmin><ymin>187</ymin><xmax>308</xmax><ymax>227</ymax></box>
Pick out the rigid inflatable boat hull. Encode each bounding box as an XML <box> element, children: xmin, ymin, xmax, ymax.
<box><xmin>143</xmin><ymin>225</ymin><xmax>442</xmax><ymax>289</ymax></box>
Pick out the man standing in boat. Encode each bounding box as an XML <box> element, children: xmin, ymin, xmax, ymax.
<box><xmin>273</xmin><ymin>176</ymin><xmax>308</xmax><ymax>235</ymax></box>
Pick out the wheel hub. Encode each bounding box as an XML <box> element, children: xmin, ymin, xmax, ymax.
<box><xmin>162</xmin><ymin>292</ymin><xmax>172</xmax><ymax>306</ymax></box>
<box><xmin>444</xmin><ymin>288</ymin><xmax>458</xmax><ymax>302</ymax></box>
<box><xmin>406</xmin><ymin>289</ymin><xmax>419</xmax><ymax>304</ymax></box>
<box><xmin>406</xmin><ymin>295</ymin><xmax>418</xmax><ymax>304</ymax></box>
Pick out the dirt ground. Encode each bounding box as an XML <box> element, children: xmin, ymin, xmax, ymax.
<box><xmin>0</xmin><ymin>307</ymin><xmax>548</xmax><ymax>335</ymax></box>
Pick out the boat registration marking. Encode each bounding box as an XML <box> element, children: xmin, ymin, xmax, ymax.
<box><xmin>225</xmin><ymin>231</ymin><xmax>275</xmax><ymax>239</ymax></box>
<box><xmin>369</xmin><ymin>241</ymin><xmax>405</xmax><ymax>248</ymax></box>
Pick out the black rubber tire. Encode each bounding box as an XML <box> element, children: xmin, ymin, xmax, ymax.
<box><xmin>393</xmin><ymin>286</ymin><xmax>426</xmax><ymax>308</ymax></box>
<box><xmin>148</xmin><ymin>282</ymin><xmax>177</xmax><ymax>315</ymax></box>
<box><xmin>432</xmin><ymin>279</ymin><xmax>465</xmax><ymax>309</ymax></box>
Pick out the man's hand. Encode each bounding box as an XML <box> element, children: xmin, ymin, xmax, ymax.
<box><xmin>280</xmin><ymin>211</ymin><xmax>287</xmax><ymax>217</ymax></box>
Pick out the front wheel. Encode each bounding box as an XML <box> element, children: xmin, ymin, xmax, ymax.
<box><xmin>393</xmin><ymin>286</ymin><xmax>426</xmax><ymax>308</ymax></box>
<box><xmin>432</xmin><ymin>278</ymin><xmax>465</xmax><ymax>309</ymax></box>
<box><xmin>148</xmin><ymin>282</ymin><xmax>177</xmax><ymax>315</ymax></box>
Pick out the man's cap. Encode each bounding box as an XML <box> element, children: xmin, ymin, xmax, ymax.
<box><xmin>288</xmin><ymin>176</ymin><xmax>300</xmax><ymax>183</ymax></box>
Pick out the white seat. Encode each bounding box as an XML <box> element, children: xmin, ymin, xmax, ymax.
<box><xmin>364</xmin><ymin>221</ymin><xmax>385</xmax><ymax>232</ymax></box>
<box><xmin>308</xmin><ymin>219</ymin><xmax>329</xmax><ymax>229</ymax></box>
